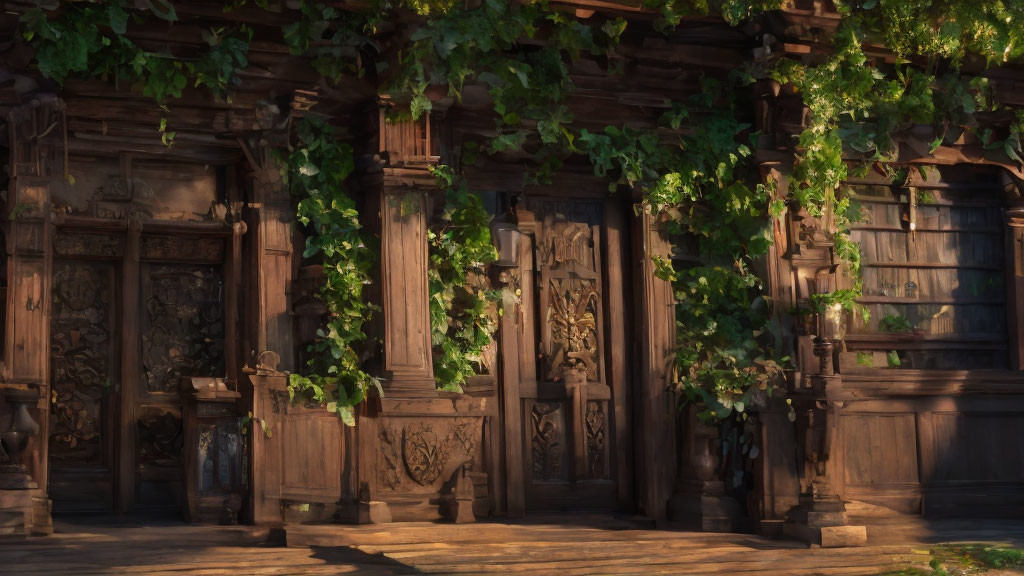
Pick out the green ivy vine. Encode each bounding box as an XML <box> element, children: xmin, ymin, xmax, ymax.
<box><xmin>574</xmin><ymin>79</ymin><xmax>786</xmax><ymax>420</ymax></box>
<box><xmin>280</xmin><ymin>117</ymin><xmax>381</xmax><ymax>425</ymax></box>
<box><xmin>15</xmin><ymin>0</ymin><xmax>1024</xmax><ymax>426</ymax></box>
<box><xmin>427</xmin><ymin>165</ymin><xmax>499</xmax><ymax>393</ymax></box>
<box><xmin>21</xmin><ymin>2</ymin><xmax>251</xmax><ymax>100</ymax></box>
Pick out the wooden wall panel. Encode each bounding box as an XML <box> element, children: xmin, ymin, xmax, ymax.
<box><xmin>842</xmin><ymin>414</ymin><xmax>919</xmax><ymax>485</ymax></box>
<box><xmin>281</xmin><ymin>411</ymin><xmax>343</xmax><ymax>502</ymax></box>
<box><xmin>931</xmin><ymin>413</ymin><xmax>1024</xmax><ymax>483</ymax></box>
<box><xmin>844</xmin><ymin>180</ymin><xmax>1008</xmax><ymax>370</ymax></box>
<box><xmin>248</xmin><ymin>375</ymin><xmax>345</xmax><ymax>524</ymax></box>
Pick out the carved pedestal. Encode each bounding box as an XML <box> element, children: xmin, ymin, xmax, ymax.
<box><xmin>783</xmin><ymin>353</ymin><xmax>866</xmax><ymax>547</ymax></box>
<box><xmin>669</xmin><ymin>404</ymin><xmax>742</xmax><ymax>532</ymax></box>
<box><xmin>350</xmin><ymin>395</ymin><xmax>490</xmax><ymax>523</ymax></box>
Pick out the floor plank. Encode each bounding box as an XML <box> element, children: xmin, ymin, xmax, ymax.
<box><xmin>0</xmin><ymin>516</ymin><xmax>1021</xmax><ymax>575</ymax></box>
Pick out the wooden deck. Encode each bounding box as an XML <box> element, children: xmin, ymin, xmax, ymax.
<box><xmin>0</xmin><ymin>516</ymin><xmax>1022</xmax><ymax>575</ymax></box>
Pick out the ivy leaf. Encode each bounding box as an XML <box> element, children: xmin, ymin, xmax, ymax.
<box><xmin>135</xmin><ymin>0</ymin><xmax>178</xmax><ymax>22</ymax></box>
<box><xmin>338</xmin><ymin>405</ymin><xmax>356</xmax><ymax>426</ymax></box>
<box><xmin>508</xmin><ymin>63</ymin><xmax>529</xmax><ymax>88</ymax></box>
<box><xmin>299</xmin><ymin>163</ymin><xmax>320</xmax><ymax>176</ymax></box>
<box><xmin>107</xmin><ymin>5</ymin><xmax>129</xmax><ymax>35</ymax></box>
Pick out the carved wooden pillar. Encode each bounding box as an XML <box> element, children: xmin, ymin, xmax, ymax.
<box><xmin>1</xmin><ymin>97</ymin><xmax>64</xmax><ymax>535</ymax></box>
<box><xmin>633</xmin><ymin>208</ymin><xmax>676</xmax><ymax>524</ymax></box>
<box><xmin>778</xmin><ymin>171</ymin><xmax>867</xmax><ymax>547</ymax></box>
<box><xmin>240</xmin><ymin>138</ymin><xmax>294</xmax><ymax>372</ymax></box>
<box><xmin>751</xmin><ymin>165</ymin><xmax>802</xmax><ymax>536</ymax></box>
<box><xmin>337</xmin><ymin>106</ymin><xmax>491</xmax><ymax>525</ymax></box>
<box><xmin>371</xmin><ymin>105</ymin><xmax>438</xmax><ymax>395</ymax></box>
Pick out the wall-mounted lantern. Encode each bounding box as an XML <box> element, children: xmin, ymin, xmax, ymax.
<box><xmin>490</xmin><ymin>209</ymin><xmax>521</xmax><ymax>269</ymax></box>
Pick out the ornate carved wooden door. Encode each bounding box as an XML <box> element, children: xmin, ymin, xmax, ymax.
<box><xmin>49</xmin><ymin>260</ymin><xmax>120</xmax><ymax>512</ymax></box>
<box><xmin>136</xmin><ymin>261</ymin><xmax>225</xmax><ymax>510</ymax></box>
<box><xmin>515</xmin><ymin>197</ymin><xmax>632</xmax><ymax>511</ymax></box>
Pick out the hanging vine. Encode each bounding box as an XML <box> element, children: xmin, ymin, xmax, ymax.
<box><xmin>574</xmin><ymin>79</ymin><xmax>786</xmax><ymax>420</ymax></box>
<box><xmin>13</xmin><ymin>0</ymin><xmax>1024</xmax><ymax>425</ymax></box>
<box><xmin>281</xmin><ymin>116</ymin><xmax>381</xmax><ymax>426</ymax></box>
<box><xmin>427</xmin><ymin>165</ymin><xmax>499</xmax><ymax>393</ymax></box>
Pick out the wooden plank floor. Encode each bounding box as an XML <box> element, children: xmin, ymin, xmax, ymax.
<box><xmin>0</xmin><ymin>516</ymin><xmax>1021</xmax><ymax>575</ymax></box>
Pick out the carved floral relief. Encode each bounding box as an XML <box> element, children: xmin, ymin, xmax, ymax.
<box><xmin>585</xmin><ymin>401</ymin><xmax>607</xmax><ymax>479</ymax></box>
<box><xmin>546</xmin><ymin>278</ymin><xmax>600</xmax><ymax>381</ymax></box>
<box><xmin>377</xmin><ymin>419</ymin><xmax>481</xmax><ymax>490</ymax></box>
<box><xmin>531</xmin><ymin>402</ymin><xmax>565</xmax><ymax>482</ymax></box>
<box><xmin>49</xmin><ymin>263</ymin><xmax>113</xmax><ymax>463</ymax></box>
<box><xmin>142</xmin><ymin>265</ymin><xmax>224</xmax><ymax>394</ymax></box>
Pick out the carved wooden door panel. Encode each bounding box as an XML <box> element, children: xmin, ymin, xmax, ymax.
<box><xmin>49</xmin><ymin>260</ymin><xmax>119</xmax><ymax>512</ymax></box>
<box><xmin>136</xmin><ymin>262</ymin><xmax>224</xmax><ymax>510</ymax></box>
<box><xmin>518</xmin><ymin>197</ymin><xmax>630</xmax><ymax>510</ymax></box>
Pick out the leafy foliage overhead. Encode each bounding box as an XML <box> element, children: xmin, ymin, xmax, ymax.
<box><xmin>13</xmin><ymin>0</ymin><xmax>1024</xmax><ymax>425</ymax></box>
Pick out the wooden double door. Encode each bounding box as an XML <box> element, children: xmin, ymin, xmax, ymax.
<box><xmin>48</xmin><ymin>247</ymin><xmax>225</xmax><ymax>514</ymax></box>
<box><xmin>511</xmin><ymin>196</ymin><xmax>633</xmax><ymax>511</ymax></box>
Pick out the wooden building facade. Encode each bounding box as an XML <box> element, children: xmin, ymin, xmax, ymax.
<box><xmin>1</xmin><ymin>1</ymin><xmax>1023</xmax><ymax>546</ymax></box>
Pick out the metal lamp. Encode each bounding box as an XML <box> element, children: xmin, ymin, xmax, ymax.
<box><xmin>490</xmin><ymin>208</ymin><xmax>521</xmax><ymax>269</ymax></box>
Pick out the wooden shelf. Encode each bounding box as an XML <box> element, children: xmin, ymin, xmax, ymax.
<box><xmin>863</xmin><ymin>261</ymin><xmax>1002</xmax><ymax>271</ymax></box>
<box><xmin>844</xmin><ymin>332</ymin><xmax>1007</xmax><ymax>351</ymax></box>
<box><xmin>857</xmin><ymin>296</ymin><xmax>1005</xmax><ymax>305</ymax></box>
<box><xmin>850</xmin><ymin>225</ymin><xmax>1003</xmax><ymax>234</ymax></box>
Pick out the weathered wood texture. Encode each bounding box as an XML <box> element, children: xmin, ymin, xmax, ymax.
<box><xmin>832</xmin><ymin>167</ymin><xmax>1024</xmax><ymax>520</ymax></box>
<box><xmin>843</xmin><ymin>170</ymin><xmax>1008</xmax><ymax>370</ymax></box>
<box><xmin>6</xmin><ymin>516</ymin><xmax>1024</xmax><ymax>575</ymax></box>
<box><xmin>248</xmin><ymin>374</ymin><xmax>348</xmax><ymax>525</ymax></box>
<box><xmin>633</xmin><ymin>211</ymin><xmax>677</xmax><ymax>523</ymax></box>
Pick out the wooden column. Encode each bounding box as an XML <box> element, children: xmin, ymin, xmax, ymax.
<box><xmin>379</xmin><ymin>183</ymin><xmax>435</xmax><ymax>394</ymax></box>
<box><xmin>1005</xmin><ymin>207</ymin><xmax>1024</xmax><ymax>370</ymax></box>
<box><xmin>604</xmin><ymin>199</ymin><xmax>634</xmax><ymax>511</ymax></box>
<box><xmin>497</xmin><ymin>212</ymin><xmax>537</xmax><ymax>517</ymax></box>
<box><xmin>2</xmin><ymin>98</ymin><xmax>64</xmax><ymax>534</ymax></box>
<box><xmin>118</xmin><ymin>220</ymin><xmax>141</xmax><ymax>513</ymax></box>
<box><xmin>224</xmin><ymin>220</ymin><xmax>246</xmax><ymax>386</ymax></box>
<box><xmin>238</xmin><ymin>141</ymin><xmax>294</xmax><ymax>372</ymax></box>
<box><xmin>633</xmin><ymin>209</ymin><xmax>676</xmax><ymax>524</ymax></box>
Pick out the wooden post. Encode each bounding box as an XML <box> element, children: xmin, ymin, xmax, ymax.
<box><xmin>497</xmin><ymin>276</ymin><xmax>525</xmax><ymax>516</ymax></box>
<box><xmin>633</xmin><ymin>209</ymin><xmax>676</xmax><ymax>524</ymax></box>
<box><xmin>379</xmin><ymin>186</ymin><xmax>435</xmax><ymax>394</ymax></box>
<box><xmin>604</xmin><ymin>199</ymin><xmax>634</xmax><ymax>512</ymax></box>
<box><xmin>224</xmin><ymin>220</ymin><xmax>246</xmax><ymax>387</ymax></box>
<box><xmin>1</xmin><ymin>99</ymin><xmax>64</xmax><ymax>535</ymax></box>
<box><xmin>1005</xmin><ymin>209</ymin><xmax>1024</xmax><ymax>370</ymax></box>
<box><xmin>243</xmin><ymin>151</ymin><xmax>294</xmax><ymax>372</ymax></box>
<box><xmin>118</xmin><ymin>220</ymin><xmax>141</xmax><ymax>514</ymax></box>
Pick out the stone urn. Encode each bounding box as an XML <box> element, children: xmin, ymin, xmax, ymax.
<box><xmin>688</xmin><ymin>415</ymin><xmax>721</xmax><ymax>483</ymax></box>
<box><xmin>669</xmin><ymin>402</ymin><xmax>741</xmax><ymax>531</ymax></box>
<box><xmin>1</xmin><ymin>388</ymin><xmax>41</xmax><ymax>489</ymax></box>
